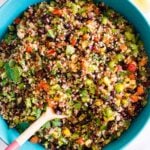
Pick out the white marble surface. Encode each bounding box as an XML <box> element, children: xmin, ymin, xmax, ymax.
<box><xmin>126</xmin><ymin>120</ymin><xmax>150</xmax><ymax>150</ymax></box>
<box><xmin>0</xmin><ymin>0</ymin><xmax>150</xmax><ymax>150</ymax></box>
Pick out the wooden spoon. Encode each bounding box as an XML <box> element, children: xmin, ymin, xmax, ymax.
<box><xmin>5</xmin><ymin>107</ymin><xmax>67</xmax><ymax>150</ymax></box>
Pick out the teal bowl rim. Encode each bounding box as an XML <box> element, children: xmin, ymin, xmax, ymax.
<box><xmin>0</xmin><ymin>0</ymin><xmax>150</xmax><ymax>150</ymax></box>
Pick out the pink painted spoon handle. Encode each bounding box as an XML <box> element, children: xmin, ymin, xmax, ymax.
<box><xmin>5</xmin><ymin>141</ymin><xmax>19</xmax><ymax>150</ymax></box>
<box><xmin>5</xmin><ymin>107</ymin><xmax>67</xmax><ymax>150</ymax></box>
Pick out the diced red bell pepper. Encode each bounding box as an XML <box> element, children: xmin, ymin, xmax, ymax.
<box><xmin>127</xmin><ymin>62</ymin><xmax>137</xmax><ymax>72</ymax></box>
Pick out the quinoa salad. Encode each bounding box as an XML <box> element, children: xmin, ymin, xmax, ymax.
<box><xmin>0</xmin><ymin>0</ymin><xmax>149</xmax><ymax>149</ymax></box>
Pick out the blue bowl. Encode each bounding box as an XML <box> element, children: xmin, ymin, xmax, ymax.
<box><xmin>0</xmin><ymin>0</ymin><xmax>150</xmax><ymax>149</ymax></box>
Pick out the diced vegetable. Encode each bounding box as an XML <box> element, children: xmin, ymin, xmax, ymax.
<box><xmin>108</xmin><ymin>61</ymin><xmax>116</xmax><ymax>69</ymax></box>
<box><xmin>52</xmin><ymin>119</ymin><xmax>62</xmax><ymax>127</ymax></box>
<box><xmin>127</xmin><ymin>62</ymin><xmax>137</xmax><ymax>72</ymax></box>
<box><xmin>137</xmin><ymin>85</ymin><xmax>144</xmax><ymax>95</ymax></box>
<box><xmin>66</xmin><ymin>45</ymin><xmax>75</xmax><ymax>55</ymax></box>
<box><xmin>102</xmin><ymin>16</ymin><xmax>108</xmax><ymax>25</ymax></box>
<box><xmin>62</xmin><ymin>127</ymin><xmax>71</xmax><ymax>137</ymax></box>
<box><xmin>25</xmin><ymin>98</ymin><xmax>32</xmax><ymax>108</ymax></box>
<box><xmin>0</xmin><ymin>60</ymin><xmax>4</xmax><ymax>68</ymax></box>
<box><xmin>115</xmin><ymin>83</ymin><xmax>124</xmax><ymax>93</ymax></box>
<box><xmin>130</xmin><ymin>94</ymin><xmax>139</xmax><ymax>102</ymax></box>
<box><xmin>47</xmin><ymin>29</ymin><xmax>55</xmax><ymax>38</ymax></box>
<box><xmin>125</xmin><ymin>32</ymin><xmax>135</xmax><ymax>41</ymax></box>
<box><xmin>30</xmin><ymin>136</ymin><xmax>39</xmax><ymax>143</ymax></box>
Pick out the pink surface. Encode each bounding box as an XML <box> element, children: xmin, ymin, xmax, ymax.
<box><xmin>5</xmin><ymin>141</ymin><xmax>19</xmax><ymax>150</ymax></box>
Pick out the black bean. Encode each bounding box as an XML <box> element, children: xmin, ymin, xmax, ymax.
<box><xmin>64</xmin><ymin>23</ymin><xmax>71</xmax><ymax>29</ymax></box>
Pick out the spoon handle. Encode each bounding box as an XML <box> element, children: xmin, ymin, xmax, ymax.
<box><xmin>5</xmin><ymin>111</ymin><xmax>50</xmax><ymax>150</ymax></box>
<box><xmin>5</xmin><ymin>107</ymin><xmax>67</xmax><ymax>150</ymax></box>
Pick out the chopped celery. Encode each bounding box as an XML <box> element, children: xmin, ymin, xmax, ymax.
<box><xmin>115</xmin><ymin>54</ymin><xmax>124</xmax><ymax>62</ymax></box>
<box><xmin>103</xmin><ymin>106</ymin><xmax>115</xmax><ymax>121</ymax></box>
<box><xmin>80</xmin><ymin>89</ymin><xmax>90</xmax><ymax>102</ymax></box>
<box><xmin>71</xmin><ymin>133</ymin><xmax>79</xmax><ymax>140</ymax></box>
<box><xmin>51</xmin><ymin>84</ymin><xmax>61</xmax><ymax>91</ymax></box>
<box><xmin>80</xmin><ymin>89</ymin><xmax>88</xmax><ymax>97</ymax></box>
<box><xmin>130</xmin><ymin>43</ymin><xmax>139</xmax><ymax>56</ymax></box>
<box><xmin>85</xmin><ymin>79</ymin><xmax>94</xmax><ymax>86</ymax></box>
<box><xmin>58</xmin><ymin>136</ymin><xmax>68</xmax><ymax>146</ymax></box>
<box><xmin>81</xmin><ymin>96</ymin><xmax>90</xmax><ymax>103</ymax></box>
<box><xmin>47</xmin><ymin>29</ymin><xmax>55</xmax><ymax>38</ymax></box>
<box><xmin>103</xmin><ymin>77</ymin><xmax>111</xmax><ymax>86</ymax></box>
<box><xmin>108</xmin><ymin>60</ymin><xmax>116</xmax><ymax>69</ymax></box>
<box><xmin>115</xmin><ymin>83</ymin><xmax>124</xmax><ymax>93</ymax></box>
<box><xmin>66</xmin><ymin>45</ymin><xmax>75</xmax><ymax>55</ymax></box>
<box><xmin>102</xmin><ymin>16</ymin><xmax>108</xmax><ymax>25</ymax></box>
<box><xmin>103</xmin><ymin>107</ymin><xmax>113</xmax><ymax>118</ymax></box>
<box><xmin>31</xmin><ymin>97</ymin><xmax>38</xmax><ymax>104</ymax></box>
<box><xmin>100</xmin><ymin>125</ymin><xmax>107</xmax><ymax>131</ymax></box>
<box><xmin>70</xmin><ymin>3</ymin><xmax>80</xmax><ymax>14</ymax></box>
<box><xmin>25</xmin><ymin>98</ymin><xmax>32</xmax><ymax>108</ymax></box>
<box><xmin>18</xmin><ymin>83</ymin><xmax>25</xmax><ymax>89</ymax></box>
<box><xmin>88</xmin><ymin>64</ymin><xmax>97</xmax><ymax>73</ymax></box>
<box><xmin>74</xmin><ymin>102</ymin><xmax>82</xmax><ymax>110</ymax></box>
<box><xmin>125</xmin><ymin>32</ymin><xmax>135</xmax><ymax>42</ymax></box>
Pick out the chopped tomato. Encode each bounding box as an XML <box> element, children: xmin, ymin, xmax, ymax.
<box><xmin>46</xmin><ymin>49</ymin><xmax>56</xmax><ymax>55</ymax></box>
<box><xmin>129</xmin><ymin>73</ymin><xmax>136</xmax><ymax>80</ymax></box>
<box><xmin>137</xmin><ymin>85</ymin><xmax>144</xmax><ymax>95</ymax></box>
<box><xmin>52</xmin><ymin>8</ymin><xmax>62</xmax><ymax>16</ymax></box>
<box><xmin>94</xmin><ymin>36</ymin><xmax>99</xmax><ymax>42</ymax></box>
<box><xmin>38</xmin><ymin>81</ymin><xmax>49</xmax><ymax>92</ymax></box>
<box><xmin>70</xmin><ymin>37</ymin><xmax>77</xmax><ymax>46</ymax></box>
<box><xmin>82</xmin><ymin>34</ymin><xmax>89</xmax><ymax>40</ymax></box>
<box><xmin>127</xmin><ymin>62</ymin><xmax>137</xmax><ymax>72</ymax></box>
<box><xmin>139</xmin><ymin>57</ymin><xmax>147</xmax><ymax>67</ymax></box>
<box><xmin>76</xmin><ymin>137</ymin><xmax>84</xmax><ymax>145</ymax></box>
<box><xmin>14</xmin><ymin>18</ymin><xmax>21</xmax><ymax>24</ymax></box>
<box><xmin>120</xmin><ymin>44</ymin><xmax>127</xmax><ymax>51</ymax></box>
<box><xmin>30</xmin><ymin>136</ymin><xmax>39</xmax><ymax>143</ymax></box>
<box><xmin>130</xmin><ymin>94</ymin><xmax>139</xmax><ymax>103</ymax></box>
<box><xmin>26</xmin><ymin>46</ymin><xmax>32</xmax><ymax>53</ymax></box>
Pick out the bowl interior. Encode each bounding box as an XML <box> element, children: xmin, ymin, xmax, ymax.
<box><xmin>0</xmin><ymin>0</ymin><xmax>150</xmax><ymax>150</ymax></box>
